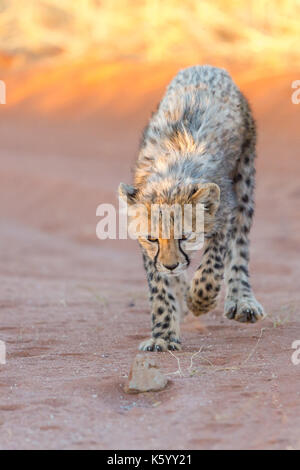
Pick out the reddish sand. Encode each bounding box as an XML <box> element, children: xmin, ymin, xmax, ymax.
<box><xmin>0</xmin><ymin>66</ymin><xmax>300</xmax><ymax>450</ymax></box>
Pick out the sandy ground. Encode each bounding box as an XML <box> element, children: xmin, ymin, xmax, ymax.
<box><xmin>0</xmin><ymin>66</ymin><xmax>300</xmax><ymax>450</ymax></box>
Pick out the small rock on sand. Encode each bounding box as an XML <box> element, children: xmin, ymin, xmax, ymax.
<box><xmin>124</xmin><ymin>354</ymin><xmax>168</xmax><ymax>393</ymax></box>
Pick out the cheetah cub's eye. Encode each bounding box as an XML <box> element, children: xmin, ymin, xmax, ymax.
<box><xmin>147</xmin><ymin>236</ymin><xmax>158</xmax><ymax>242</ymax></box>
<box><xmin>189</xmin><ymin>188</ymin><xmax>198</xmax><ymax>198</ymax></box>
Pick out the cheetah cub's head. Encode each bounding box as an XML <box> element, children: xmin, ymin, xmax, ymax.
<box><xmin>118</xmin><ymin>182</ymin><xmax>220</xmax><ymax>275</ymax></box>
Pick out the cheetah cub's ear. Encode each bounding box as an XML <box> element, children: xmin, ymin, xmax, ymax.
<box><xmin>118</xmin><ymin>183</ymin><xmax>138</xmax><ymax>205</ymax></box>
<box><xmin>189</xmin><ymin>183</ymin><xmax>220</xmax><ymax>216</ymax></box>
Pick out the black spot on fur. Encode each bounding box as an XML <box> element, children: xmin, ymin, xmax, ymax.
<box><xmin>239</xmin><ymin>265</ymin><xmax>249</xmax><ymax>276</ymax></box>
<box><xmin>248</xmin><ymin>208</ymin><xmax>254</xmax><ymax>218</ymax></box>
<box><xmin>241</xmin><ymin>280</ymin><xmax>251</xmax><ymax>288</ymax></box>
<box><xmin>240</xmin><ymin>251</ymin><xmax>248</xmax><ymax>260</ymax></box>
<box><xmin>153</xmin><ymin>331</ymin><xmax>162</xmax><ymax>338</ymax></box>
<box><xmin>233</xmin><ymin>173</ymin><xmax>243</xmax><ymax>183</ymax></box>
<box><xmin>214</xmin><ymin>263</ymin><xmax>224</xmax><ymax>270</ymax></box>
<box><xmin>242</xmin><ymin>138</ymin><xmax>251</xmax><ymax>152</ymax></box>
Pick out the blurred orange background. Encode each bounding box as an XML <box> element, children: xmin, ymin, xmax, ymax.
<box><xmin>1</xmin><ymin>0</ymin><xmax>299</xmax><ymax>112</ymax></box>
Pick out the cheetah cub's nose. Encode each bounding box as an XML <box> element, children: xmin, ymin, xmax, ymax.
<box><xmin>164</xmin><ymin>263</ymin><xmax>179</xmax><ymax>271</ymax></box>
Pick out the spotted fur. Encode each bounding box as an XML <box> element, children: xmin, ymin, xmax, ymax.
<box><xmin>119</xmin><ymin>65</ymin><xmax>265</xmax><ymax>351</ymax></box>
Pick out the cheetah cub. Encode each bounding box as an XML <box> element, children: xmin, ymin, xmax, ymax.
<box><xmin>119</xmin><ymin>65</ymin><xmax>266</xmax><ymax>352</ymax></box>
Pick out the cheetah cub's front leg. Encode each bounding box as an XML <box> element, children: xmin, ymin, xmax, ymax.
<box><xmin>188</xmin><ymin>233</ymin><xmax>226</xmax><ymax>316</ymax></box>
<box><xmin>139</xmin><ymin>254</ymin><xmax>187</xmax><ymax>352</ymax></box>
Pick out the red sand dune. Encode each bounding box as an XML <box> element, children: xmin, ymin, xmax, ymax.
<box><xmin>0</xmin><ymin>64</ymin><xmax>300</xmax><ymax>449</ymax></box>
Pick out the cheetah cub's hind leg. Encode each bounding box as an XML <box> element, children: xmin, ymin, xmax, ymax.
<box><xmin>139</xmin><ymin>253</ymin><xmax>182</xmax><ymax>352</ymax></box>
<box><xmin>224</xmin><ymin>215</ymin><xmax>265</xmax><ymax>323</ymax></box>
<box><xmin>224</xmin><ymin>106</ymin><xmax>265</xmax><ymax>323</ymax></box>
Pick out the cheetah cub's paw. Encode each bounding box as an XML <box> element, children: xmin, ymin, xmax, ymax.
<box><xmin>187</xmin><ymin>295</ymin><xmax>217</xmax><ymax>317</ymax></box>
<box><xmin>224</xmin><ymin>296</ymin><xmax>266</xmax><ymax>323</ymax></box>
<box><xmin>139</xmin><ymin>337</ymin><xmax>181</xmax><ymax>352</ymax></box>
